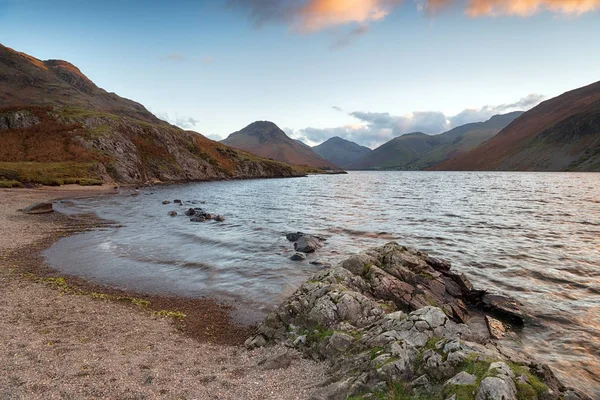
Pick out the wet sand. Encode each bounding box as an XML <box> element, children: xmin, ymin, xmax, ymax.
<box><xmin>0</xmin><ymin>186</ymin><xmax>326</xmax><ymax>399</ymax></box>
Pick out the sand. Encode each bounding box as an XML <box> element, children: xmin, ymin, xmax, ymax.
<box><xmin>0</xmin><ymin>186</ymin><xmax>327</xmax><ymax>399</ymax></box>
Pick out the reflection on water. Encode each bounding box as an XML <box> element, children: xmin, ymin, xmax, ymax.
<box><xmin>45</xmin><ymin>171</ymin><xmax>600</xmax><ymax>395</ymax></box>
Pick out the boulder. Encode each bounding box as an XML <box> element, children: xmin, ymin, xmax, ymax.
<box><xmin>481</xmin><ymin>294</ymin><xmax>524</xmax><ymax>325</ymax></box>
<box><xmin>475</xmin><ymin>377</ymin><xmax>517</xmax><ymax>400</ymax></box>
<box><xmin>257</xmin><ymin>351</ymin><xmax>295</xmax><ymax>370</ymax></box>
<box><xmin>21</xmin><ymin>202</ymin><xmax>53</xmax><ymax>214</ymax></box>
<box><xmin>446</xmin><ymin>371</ymin><xmax>477</xmax><ymax>386</ymax></box>
<box><xmin>185</xmin><ymin>208</ymin><xmax>196</xmax><ymax>216</ymax></box>
<box><xmin>286</xmin><ymin>232</ymin><xmax>305</xmax><ymax>242</ymax></box>
<box><xmin>162</xmin><ymin>200</ymin><xmax>171</xmax><ymax>205</ymax></box>
<box><xmin>291</xmin><ymin>252</ymin><xmax>307</xmax><ymax>261</ymax></box>
<box><xmin>173</xmin><ymin>199</ymin><xmax>182</xmax><ymax>204</ymax></box>
<box><xmin>168</xmin><ymin>211</ymin><xmax>177</xmax><ymax>217</ymax></box>
<box><xmin>294</xmin><ymin>235</ymin><xmax>324</xmax><ymax>253</ymax></box>
<box><xmin>215</xmin><ymin>215</ymin><xmax>225</xmax><ymax>222</ymax></box>
<box><xmin>190</xmin><ymin>216</ymin><xmax>206</xmax><ymax>222</ymax></box>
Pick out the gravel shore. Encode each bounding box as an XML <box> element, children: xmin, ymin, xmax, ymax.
<box><xmin>0</xmin><ymin>186</ymin><xmax>327</xmax><ymax>399</ymax></box>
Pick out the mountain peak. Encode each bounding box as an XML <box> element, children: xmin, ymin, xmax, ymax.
<box><xmin>222</xmin><ymin>121</ymin><xmax>338</xmax><ymax>169</ymax></box>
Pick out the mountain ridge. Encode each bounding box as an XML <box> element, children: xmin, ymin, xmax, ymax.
<box><xmin>0</xmin><ymin>44</ymin><xmax>306</xmax><ymax>185</ymax></box>
<box><xmin>434</xmin><ymin>81</ymin><xmax>600</xmax><ymax>171</ymax></box>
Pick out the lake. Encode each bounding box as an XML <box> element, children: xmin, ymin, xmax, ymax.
<box><xmin>45</xmin><ymin>171</ymin><xmax>600</xmax><ymax>396</ymax></box>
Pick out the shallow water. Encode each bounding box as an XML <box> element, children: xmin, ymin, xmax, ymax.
<box><xmin>45</xmin><ymin>171</ymin><xmax>600</xmax><ymax>395</ymax></box>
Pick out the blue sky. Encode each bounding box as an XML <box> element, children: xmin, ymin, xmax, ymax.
<box><xmin>0</xmin><ymin>0</ymin><xmax>599</xmax><ymax>147</ymax></box>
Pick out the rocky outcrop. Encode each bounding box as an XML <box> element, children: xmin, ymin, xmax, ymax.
<box><xmin>246</xmin><ymin>242</ymin><xmax>587</xmax><ymax>400</ymax></box>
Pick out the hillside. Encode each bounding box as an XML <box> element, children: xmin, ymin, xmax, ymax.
<box><xmin>434</xmin><ymin>81</ymin><xmax>600</xmax><ymax>171</ymax></box>
<box><xmin>312</xmin><ymin>136</ymin><xmax>372</xmax><ymax>169</ymax></box>
<box><xmin>221</xmin><ymin>121</ymin><xmax>339</xmax><ymax>169</ymax></box>
<box><xmin>0</xmin><ymin>44</ymin><xmax>303</xmax><ymax>186</ymax></box>
<box><xmin>348</xmin><ymin>112</ymin><xmax>522</xmax><ymax>170</ymax></box>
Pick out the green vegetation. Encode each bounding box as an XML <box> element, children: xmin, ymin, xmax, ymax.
<box><xmin>153</xmin><ymin>310</ymin><xmax>186</xmax><ymax>320</ymax></box>
<box><xmin>508</xmin><ymin>362</ymin><xmax>549</xmax><ymax>398</ymax></box>
<box><xmin>0</xmin><ymin>179</ymin><xmax>24</xmax><ymax>188</ymax></box>
<box><xmin>0</xmin><ymin>161</ymin><xmax>102</xmax><ymax>186</ymax></box>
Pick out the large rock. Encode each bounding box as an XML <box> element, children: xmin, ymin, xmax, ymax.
<box><xmin>294</xmin><ymin>235</ymin><xmax>325</xmax><ymax>253</ymax></box>
<box><xmin>246</xmin><ymin>242</ymin><xmax>586</xmax><ymax>400</ymax></box>
<box><xmin>21</xmin><ymin>202</ymin><xmax>53</xmax><ymax>214</ymax></box>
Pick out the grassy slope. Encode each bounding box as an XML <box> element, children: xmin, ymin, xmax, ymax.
<box><xmin>0</xmin><ymin>106</ymin><xmax>304</xmax><ymax>186</ymax></box>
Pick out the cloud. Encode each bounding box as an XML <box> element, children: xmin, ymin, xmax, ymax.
<box><xmin>156</xmin><ymin>112</ymin><xmax>200</xmax><ymax>129</ymax></box>
<box><xmin>289</xmin><ymin>94</ymin><xmax>544</xmax><ymax>148</ymax></box>
<box><xmin>330</xmin><ymin>24</ymin><xmax>370</xmax><ymax>48</ymax></box>
<box><xmin>230</xmin><ymin>0</ymin><xmax>599</xmax><ymax>35</ymax></box>
<box><xmin>229</xmin><ymin>0</ymin><xmax>403</xmax><ymax>32</ymax></box>
<box><xmin>163</xmin><ymin>53</ymin><xmax>186</xmax><ymax>62</ymax></box>
<box><xmin>424</xmin><ymin>0</ymin><xmax>600</xmax><ymax>16</ymax></box>
<box><xmin>332</xmin><ymin>105</ymin><xmax>344</xmax><ymax>112</ymax></box>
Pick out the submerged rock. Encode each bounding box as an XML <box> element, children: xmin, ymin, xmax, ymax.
<box><xmin>215</xmin><ymin>215</ymin><xmax>225</xmax><ymax>222</ymax></box>
<box><xmin>174</xmin><ymin>199</ymin><xmax>182</xmax><ymax>204</ymax></box>
<box><xmin>162</xmin><ymin>200</ymin><xmax>171</xmax><ymax>205</ymax></box>
<box><xmin>21</xmin><ymin>202</ymin><xmax>53</xmax><ymax>214</ymax></box>
<box><xmin>168</xmin><ymin>211</ymin><xmax>177</xmax><ymax>217</ymax></box>
<box><xmin>291</xmin><ymin>252</ymin><xmax>307</xmax><ymax>261</ymax></box>
<box><xmin>245</xmin><ymin>242</ymin><xmax>586</xmax><ymax>400</ymax></box>
<box><xmin>185</xmin><ymin>208</ymin><xmax>196</xmax><ymax>216</ymax></box>
<box><xmin>286</xmin><ymin>232</ymin><xmax>305</xmax><ymax>242</ymax></box>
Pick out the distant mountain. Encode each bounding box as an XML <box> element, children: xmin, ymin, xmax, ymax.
<box><xmin>312</xmin><ymin>136</ymin><xmax>372</xmax><ymax>169</ymax></box>
<box><xmin>221</xmin><ymin>121</ymin><xmax>339</xmax><ymax>169</ymax></box>
<box><xmin>434</xmin><ymin>81</ymin><xmax>600</xmax><ymax>171</ymax></box>
<box><xmin>0</xmin><ymin>43</ymin><xmax>302</xmax><ymax>185</ymax></box>
<box><xmin>348</xmin><ymin>112</ymin><xmax>522</xmax><ymax>170</ymax></box>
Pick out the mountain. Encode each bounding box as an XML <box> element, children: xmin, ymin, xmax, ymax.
<box><xmin>312</xmin><ymin>136</ymin><xmax>372</xmax><ymax>169</ymax></box>
<box><xmin>221</xmin><ymin>121</ymin><xmax>339</xmax><ymax>169</ymax></box>
<box><xmin>0</xmin><ymin>43</ymin><xmax>303</xmax><ymax>186</ymax></box>
<box><xmin>434</xmin><ymin>81</ymin><xmax>600</xmax><ymax>171</ymax></box>
<box><xmin>348</xmin><ymin>112</ymin><xmax>523</xmax><ymax>170</ymax></box>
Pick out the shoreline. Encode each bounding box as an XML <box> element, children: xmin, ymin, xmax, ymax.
<box><xmin>0</xmin><ymin>185</ymin><xmax>327</xmax><ymax>399</ymax></box>
<box><xmin>1</xmin><ymin>185</ymin><xmax>258</xmax><ymax>345</ymax></box>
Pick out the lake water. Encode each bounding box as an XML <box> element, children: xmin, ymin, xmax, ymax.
<box><xmin>45</xmin><ymin>171</ymin><xmax>600</xmax><ymax>396</ymax></box>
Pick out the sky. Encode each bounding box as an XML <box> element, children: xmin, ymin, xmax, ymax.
<box><xmin>0</xmin><ymin>0</ymin><xmax>599</xmax><ymax>148</ymax></box>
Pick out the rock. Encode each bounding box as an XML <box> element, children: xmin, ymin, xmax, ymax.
<box><xmin>426</xmin><ymin>256</ymin><xmax>451</xmax><ymax>272</ymax></box>
<box><xmin>21</xmin><ymin>202</ymin><xmax>53</xmax><ymax>214</ymax></box>
<box><xmin>185</xmin><ymin>208</ymin><xmax>196</xmax><ymax>216</ymax></box>
<box><xmin>173</xmin><ymin>199</ymin><xmax>182</xmax><ymax>204</ymax></box>
<box><xmin>168</xmin><ymin>211</ymin><xmax>177</xmax><ymax>217</ymax></box>
<box><xmin>286</xmin><ymin>232</ymin><xmax>305</xmax><ymax>242</ymax></box>
<box><xmin>162</xmin><ymin>200</ymin><xmax>171</xmax><ymax>205</ymax></box>
<box><xmin>190</xmin><ymin>216</ymin><xmax>206</xmax><ymax>222</ymax></box>
<box><xmin>445</xmin><ymin>371</ymin><xmax>477</xmax><ymax>386</ymax></box>
<box><xmin>291</xmin><ymin>252</ymin><xmax>307</xmax><ymax>261</ymax></box>
<box><xmin>294</xmin><ymin>235</ymin><xmax>324</xmax><ymax>253</ymax></box>
<box><xmin>481</xmin><ymin>294</ymin><xmax>524</xmax><ymax>325</ymax></box>
<box><xmin>310</xmin><ymin>261</ymin><xmax>331</xmax><ymax>267</ymax></box>
<box><xmin>475</xmin><ymin>377</ymin><xmax>517</xmax><ymax>400</ymax></box>
<box><xmin>485</xmin><ymin>315</ymin><xmax>507</xmax><ymax>340</ymax></box>
<box><xmin>247</xmin><ymin>242</ymin><xmax>581</xmax><ymax>400</ymax></box>
<box><xmin>215</xmin><ymin>215</ymin><xmax>225</xmax><ymax>222</ymax></box>
<box><xmin>257</xmin><ymin>351</ymin><xmax>295</xmax><ymax>370</ymax></box>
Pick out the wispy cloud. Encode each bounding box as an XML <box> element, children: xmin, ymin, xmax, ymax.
<box><xmin>424</xmin><ymin>0</ymin><xmax>600</xmax><ymax>17</ymax></box>
<box><xmin>230</xmin><ymin>0</ymin><xmax>600</xmax><ymax>39</ymax></box>
<box><xmin>330</xmin><ymin>24</ymin><xmax>370</xmax><ymax>48</ymax></box>
<box><xmin>156</xmin><ymin>112</ymin><xmax>200</xmax><ymax>129</ymax></box>
<box><xmin>288</xmin><ymin>94</ymin><xmax>544</xmax><ymax>148</ymax></box>
<box><xmin>163</xmin><ymin>53</ymin><xmax>186</xmax><ymax>62</ymax></box>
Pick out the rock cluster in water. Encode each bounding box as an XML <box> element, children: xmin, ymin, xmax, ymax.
<box><xmin>162</xmin><ymin>200</ymin><xmax>225</xmax><ymax>222</ymax></box>
<box><xmin>286</xmin><ymin>232</ymin><xmax>327</xmax><ymax>261</ymax></box>
<box><xmin>246</xmin><ymin>242</ymin><xmax>588</xmax><ymax>400</ymax></box>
